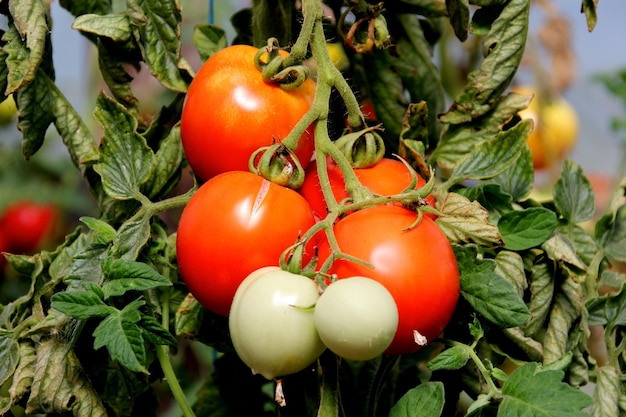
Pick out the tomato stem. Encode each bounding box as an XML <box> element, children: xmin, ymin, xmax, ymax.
<box><xmin>154</xmin><ymin>288</ymin><xmax>197</xmax><ymax>417</ymax></box>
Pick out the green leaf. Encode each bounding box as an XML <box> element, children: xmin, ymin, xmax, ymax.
<box><xmin>494</xmin><ymin>250</ymin><xmax>527</xmax><ymax>296</ymax></box>
<box><xmin>591</xmin><ymin>366</ymin><xmax>620</xmax><ymax>417</ymax></box>
<box><xmin>129</xmin><ymin>0</ymin><xmax>192</xmax><ymax>92</ymax></box>
<box><xmin>428</xmin><ymin>345</ymin><xmax>470</xmax><ymax>371</ymax></box>
<box><xmin>193</xmin><ymin>24</ymin><xmax>228</xmax><ymax>62</ymax></box>
<box><xmin>448</xmin><ymin>119</ymin><xmax>531</xmax><ymax>185</ymax></box>
<box><xmin>499</xmin><ymin>362</ymin><xmax>592</xmax><ymax>416</ymax></box>
<box><xmin>96</xmin><ymin>38</ymin><xmax>141</xmax><ymax>112</ymax></box>
<box><xmin>439</xmin><ymin>0</ymin><xmax>530</xmax><ymax>122</ymax></box>
<box><xmin>5</xmin><ymin>341</ymin><xmax>36</xmax><ymax>412</ymax></box>
<box><xmin>142</xmin><ymin>124</ymin><xmax>184</xmax><ymax>200</ymax></box>
<box><xmin>446</xmin><ymin>0</ymin><xmax>470</xmax><ymax>41</ymax></box>
<box><xmin>455</xmin><ymin>246</ymin><xmax>530</xmax><ymax>327</ymax></box>
<box><xmin>93</xmin><ymin>299</ymin><xmax>147</xmax><ymax>373</ymax></box>
<box><xmin>398</xmin><ymin>102</ymin><xmax>431</xmax><ymax>179</ymax></box>
<box><xmin>25</xmin><ymin>338</ymin><xmax>107</xmax><ymax>416</ymax></box>
<box><xmin>16</xmin><ymin>67</ymin><xmax>99</xmax><ymax>182</ymax></box>
<box><xmin>72</xmin><ymin>12</ymin><xmax>132</xmax><ymax>42</ymax></box>
<box><xmin>587</xmin><ymin>283</ymin><xmax>626</xmax><ymax>331</ymax></box>
<box><xmin>541</xmin><ymin>231</ymin><xmax>587</xmax><ymax>270</ymax></box>
<box><xmin>433</xmin><ymin>90</ymin><xmax>532</xmax><ymax>169</ymax></box>
<box><xmin>394</xmin><ymin>0</ymin><xmax>448</xmax><ymax>17</ymax></box>
<box><xmin>93</xmin><ymin>93</ymin><xmax>154</xmax><ymax>201</ymax></box>
<box><xmin>5</xmin><ymin>1</ymin><xmax>49</xmax><ymax>92</ymax></box>
<box><xmin>111</xmin><ymin>211</ymin><xmax>152</xmax><ymax>260</ymax></box>
<box><xmin>498</xmin><ymin>207</ymin><xmax>558</xmax><ymax>250</ymax></box>
<box><xmin>556</xmin><ymin>222</ymin><xmax>599</xmax><ymax>266</ymax></box>
<box><xmin>581</xmin><ymin>0</ymin><xmax>599</xmax><ymax>32</ymax></box>
<box><xmin>489</xmin><ymin>146</ymin><xmax>534</xmax><ymax>201</ymax></box>
<box><xmin>522</xmin><ymin>260</ymin><xmax>554</xmax><ymax>337</ymax></box>
<box><xmin>543</xmin><ymin>278</ymin><xmax>584</xmax><ymax>364</ymax></box>
<box><xmin>51</xmin><ymin>283</ymin><xmax>115</xmax><ymax>319</ymax></box>
<box><xmin>174</xmin><ymin>292</ymin><xmax>204</xmax><ymax>338</ymax></box>
<box><xmin>101</xmin><ymin>258</ymin><xmax>172</xmax><ymax>298</ymax></box>
<box><xmin>436</xmin><ymin>191</ymin><xmax>504</xmax><ymax>247</ymax></box>
<box><xmin>139</xmin><ymin>314</ymin><xmax>176</xmax><ymax>347</ymax></box>
<box><xmin>59</xmin><ymin>0</ymin><xmax>112</xmax><ymax>17</ymax></box>
<box><xmin>14</xmin><ymin>67</ymin><xmax>56</xmax><ymax>158</ymax></box>
<box><xmin>79</xmin><ymin>217</ymin><xmax>117</xmax><ymax>243</ymax></box>
<box><xmin>595</xmin><ymin>204</ymin><xmax>626</xmax><ymax>263</ymax></box>
<box><xmin>456</xmin><ymin>183</ymin><xmax>514</xmax><ymax>223</ymax></box>
<box><xmin>0</xmin><ymin>332</ymin><xmax>19</xmax><ymax>387</ymax></box>
<box><xmin>63</xmin><ymin>240</ymin><xmax>108</xmax><ymax>286</ymax></box>
<box><xmin>553</xmin><ymin>160</ymin><xmax>596</xmax><ymax>224</ymax></box>
<box><xmin>388</xmin><ymin>381</ymin><xmax>445</xmax><ymax>417</ymax></box>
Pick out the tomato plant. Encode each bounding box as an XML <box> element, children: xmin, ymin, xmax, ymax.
<box><xmin>176</xmin><ymin>170</ymin><xmax>316</xmax><ymax>316</ymax></box>
<box><xmin>314</xmin><ymin>276</ymin><xmax>398</xmax><ymax>361</ymax></box>
<box><xmin>1</xmin><ymin>1</ymin><xmax>623</xmax><ymax>417</ymax></box>
<box><xmin>0</xmin><ymin>200</ymin><xmax>58</xmax><ymax>254</ymax></box>
<box><xmin>229</xmin><ymin>267</ymin><xmax>326</xmax><ymax>380</ymax></box>
<box><xmin>300</xmin><ymin>157</ymin><xmax>436</xmax><ymax>219</ymax></box>
<box><xmin>317</xmin><ymin>205</ymin><xmax>459</xmax><ymax>355</ymax></box>
<box><xmin>181</xmin><ymin>44</ymin><xmax>316</xmax><ymax>181</ymax></box>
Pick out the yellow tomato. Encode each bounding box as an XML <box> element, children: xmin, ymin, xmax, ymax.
<box><xmin>326</xmin><ymin>42</ymin><xmax>350</xmax><ymax>72</ymax></box>
<box><xmin>0</xmin><ymin>95</ymin><xmax>16</xmax><ymax>126</ymax></box>
<box><xmin>516</xmin><ymin>87</ymin><xmax>579</xmax><ymax>170</ymax></box>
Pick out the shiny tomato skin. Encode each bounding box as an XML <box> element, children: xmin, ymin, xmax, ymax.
<box><xmin>176</xmin><ymin>171</ymin><xmax>317</xmax><ymax>316</ymax></box>
<box><xmin>181</xmin><ymin>45</ymin><xmax>316</xmax><ymax>181</ymax></box>
<box><xmin>300</xmin><ymin>157</ymin><xmax>436</xmax><ymax>219</ymax></box>
<box><xmin>317</xmin><ymin>205</ymin><xmax>459</xmax><ymax>355</ymax></box>
<box><xmin>0</xmin><ymin>201</ymin><xmax>57</xmax><ymax>254</ymax></box>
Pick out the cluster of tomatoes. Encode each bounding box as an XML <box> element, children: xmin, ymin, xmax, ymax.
<box><xmin>176</xmin><ymin>45</ymin><xmax>460</xmax><ymax>380</ymax></box>
<box><xmin>0</xmin><ymin>200</ymin><xmax>58</xmax><ymax>272</ymax></box>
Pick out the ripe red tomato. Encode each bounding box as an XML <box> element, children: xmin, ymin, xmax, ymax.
<box><xmin>0</xmin><ymin>201</ymin><xmax>58</xmax><ymax>254</ymax></box>
<box><xmin>181</xmin><ymin>45</ymin><xmax>316</xmax><ymax>181</ymax></box>
<box><xmin>317</xmin><ymin>205</ymin><xmax>459</xmax><ymax>355</ymax></box>
<box><xmin>176</xmin><ymin>171</ymin><xmax>317</xmax><ymax>316</ymax></box>
<box><xmin>300</xmin><ymin>157</ymin><xmax>436</xmax><ymax>219</ymax></box>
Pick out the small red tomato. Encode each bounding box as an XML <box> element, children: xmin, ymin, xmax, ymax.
<box><xmin>317</xmin><ymin>205</ymin><xmax>459</xmax><ymax>355</ymax></box>
<box><xmin>0</xmin><ymin>201</ymin><xmax>58</xmax><ymax>254</ymax></box>
<box><xmin>300</xmin><ymin>157</ymin><xmax>436</xmax><ymax>219</ymax></box>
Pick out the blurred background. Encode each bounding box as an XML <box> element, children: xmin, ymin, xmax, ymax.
<box><xmin>0</xmin><ymin>0</ymin><xmax>624</xmax><ymax>278</ymax></box>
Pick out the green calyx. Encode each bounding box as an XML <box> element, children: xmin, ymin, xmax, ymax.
<box><xmin>254</xmin><ymin>38</ymin><xmax>310</xmax><ymax>90</ymax></box>
<box><xmin>249</xmin><ymin>143</ymin><xmax>306</xmax><ymax>189</ymax></box>
<box><xmin>334</xmin><ymin>125</ymin><xmax>385</xmax><ymax>169</ymax></box>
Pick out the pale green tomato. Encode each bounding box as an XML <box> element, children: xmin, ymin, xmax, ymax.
<box><xmin>314</xmin><ymin>277</ymin><xmax>398</xmax><ymax>361</ymax></box>
<box><xmin>229</xmin><ymin>268</ymin><xmax>326</xmax><ymax>380</ymax></box>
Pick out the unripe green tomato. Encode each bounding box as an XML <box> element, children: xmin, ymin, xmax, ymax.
<box><xmin>314</xmin><ymin>277</ymin><xmax>398</xmax><ymax>361</ymax></box>
<box><xmin>0</xmin><ymin>95</ymin><xmax>16</xmax><ymax>126</ymax></box>
<box><xmin>229</xmin><ymin>268</ymin><xmax>326</xmax><ymax>380</ymax></box>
